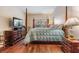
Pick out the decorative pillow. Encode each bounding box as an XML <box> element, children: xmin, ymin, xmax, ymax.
<box><xmin>34</xmin><ymin>19</ymin><xmax>47</xmax><ymax>28</ymax></box>
<box><xmin>49</xmin><ymin>24</ymin><xmax>63</xmax><ymax>30</ymax></box>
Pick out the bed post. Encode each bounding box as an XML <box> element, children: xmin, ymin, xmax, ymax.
<box><xmin>65</xmin><ymin>6</ymin><xmax>67</xmax><ymax>21</ymax></box>
<box><xmin>25</xmin><ymin>8</ymin><xmax>27</xmax><ymax>34</ymax></box>
<box><xmin>33</xmin><ymin>18</ymin><xmax>35</xmax><ymax>28</ymax></box>
<box><xmin>47</xmin><ymin>19</ymin><xmax>49</xmax><ymax>27</ymax></box>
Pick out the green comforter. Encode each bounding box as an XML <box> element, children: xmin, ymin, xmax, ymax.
<box><xmin>24</xmin><ymin>28</ymin><xmax>64</xmax><ymax>44</ymax></box>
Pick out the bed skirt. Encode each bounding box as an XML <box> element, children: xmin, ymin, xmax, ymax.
<box><xmin>30</xmin><ymin>41</ymin><xmax>61</xmax><ymax>45</ymax></box>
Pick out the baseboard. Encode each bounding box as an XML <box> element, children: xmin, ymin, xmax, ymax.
<box><xmin>30</xmin><ymin>41</ymin><xmax>61</xmax><ymax>45</ymax></box>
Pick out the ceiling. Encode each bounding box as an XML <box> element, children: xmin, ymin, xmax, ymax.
<box><xmin>18</xmin><ymin>6</ymin><xmax>56</xmax><ymax>14</ymax></box>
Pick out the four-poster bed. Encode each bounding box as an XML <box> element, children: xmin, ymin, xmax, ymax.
<box><xmin>24</xmin><ymin>6</ymin><xmax>70</xmax><ymax>45</ymax></box>
<box><xmin>24</xmin><ymin>18</ymin><xmax>64</xmax><ymax>44</ymax></box>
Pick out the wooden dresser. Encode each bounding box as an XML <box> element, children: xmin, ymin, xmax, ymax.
<box><xmin>4</xmin><ymin>28</ymin><xmax>25</xmax><ymax>47</ymax></box>
<box><xmin>62</xmin><ymin>37</ymin><xmax>79</xmax><ymax>53</ymax></box>
<box><xmin>0</xmin><ymin>35</ymin><xmax>5</xmax><ymax>52</ymax></box>
<box><xmin>0</xmin><ymin>28</ymin><xmax>26</xmax><ymax>52</ymax></box>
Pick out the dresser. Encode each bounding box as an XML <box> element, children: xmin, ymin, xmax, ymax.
<box><xmin>62</xmin><ymin>37</ymin><xmax>79</xmax><ymax>53</ymax></box>
<box><xmin>0</xmin><ymin>34</ymin><xmax>5</xmax><ymax>52</ymax></box>
<box><xmin>4</xmin><ymin>28</ymin><xmax>25</xmax><ymax>46</ymax></box>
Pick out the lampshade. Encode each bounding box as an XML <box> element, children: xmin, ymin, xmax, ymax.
<box><xmin>64</xmin><ymin>17</ymin><xmax>79</xmax><ymax>26</ymax></box>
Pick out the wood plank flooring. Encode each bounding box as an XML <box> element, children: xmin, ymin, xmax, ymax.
<box><xmin>1</xmin><ymin>41</ymin><xmax>63</xmax><ymax>53</ymax></box>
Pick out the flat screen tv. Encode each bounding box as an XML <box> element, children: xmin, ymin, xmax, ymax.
<box><xmin>13</xmin><ymin>17</ymin><xmax>23</xmax><ymax>28</ymax></box>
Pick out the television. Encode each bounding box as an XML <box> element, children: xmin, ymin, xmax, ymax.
<box><xmin>13</xmin><ymin>17</ymin><xmax>23</xmax><ymax>28</ymax></box>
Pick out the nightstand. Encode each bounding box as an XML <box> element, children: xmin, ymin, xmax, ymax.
<box><xmin>62</xmin><ymin>37</ymin><xmax>79</xmax><ymax>53</ymax></box>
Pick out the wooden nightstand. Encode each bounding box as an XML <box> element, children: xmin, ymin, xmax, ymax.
<box><xmin>62</xmin><ymin>37</ymin><xmax>79</xmax><ymax>53</ymax></box>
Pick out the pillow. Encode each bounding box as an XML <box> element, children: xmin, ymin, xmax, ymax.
<box><xmin>49</xmin><ymin>24</ymin><xmax>63</xmax><ymax>29</ymax></box>
<box><xmin>34</xmin><ymin>19</ymin><xmax>47</xmax><ymax>28</ymax></box>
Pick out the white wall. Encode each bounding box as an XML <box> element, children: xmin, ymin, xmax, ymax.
<box><xmin>67</xmin><ymin>6</ymin><xmax>79</xmax><ymax>18</ymax></box>
<box><xmin>0</xmin><ymin>6</ymin><xmax>25</xmax><ymax>33</ymax></box>
<box><xmin>53</xmin><ymin>6</ymin><xmax>66</xmax><ymax>24</ymax></box>
<box><xmin>72</xmin><ymin>7</ymin><xmax>79</xmax><ymax>17</ymax></box>
<box><xmin>67</xmin><ymin>6</ymin><xmax>73</xmax><ymax>18</ymax></box>
<box><xmin>67</xmin><ymin>6</ymin><xmax>79</xmax><ymax>29</ymax></box>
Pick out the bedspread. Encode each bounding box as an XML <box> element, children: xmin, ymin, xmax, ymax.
<box><xmin>23</xmin><ymin>28</ymin><xmax>64</xmax><ymax>44</ymax></box>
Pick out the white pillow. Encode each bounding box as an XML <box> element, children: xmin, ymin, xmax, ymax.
<box><xmin>49</xmin><ymin>24</ymin><xmax>63</xmax><ymax>29</ymax></box>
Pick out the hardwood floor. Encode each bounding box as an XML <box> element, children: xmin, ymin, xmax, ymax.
<box><xmin>1</xmin><ymin>41</ymin><xmax>63</xmax><ymax>53</ymax></box>
<box><xmin>26</xmin><ymin>44</ymin><xmax>63</xmax><ymax>53</ymax></box>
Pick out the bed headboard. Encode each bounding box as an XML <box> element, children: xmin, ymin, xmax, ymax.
<box><xmin>33</xmin><ymin>18</ymin><xmax>49</xmax><ymax>28</ymax></box>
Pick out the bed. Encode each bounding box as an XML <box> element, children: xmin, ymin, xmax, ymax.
<box><xmin>23</xmin><ymin>19</ymin><xmax>64</xmax><ymax>44</ymax></box>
